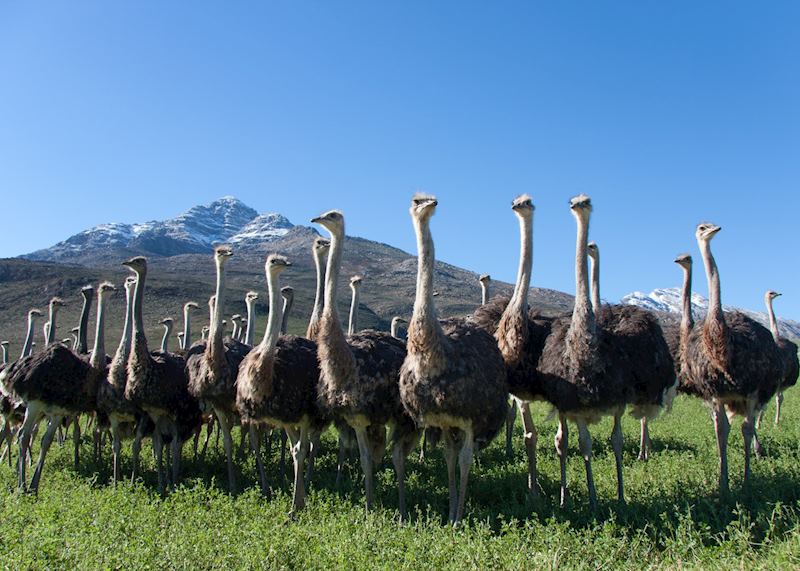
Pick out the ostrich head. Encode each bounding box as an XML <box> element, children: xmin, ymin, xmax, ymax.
<box><xmin>281</xmin><ymin>286</ymin><xmax>294</xmax><ymax>301</ymax></box>
<box><xmin>121</xmin><ymin>256</ymin><xmax>147</xmax><ymax>275</ymax></box>
<box><xmin>160</xmin><ymin>317</ymin><xmax>174</xmax><ymax>327</ymax></box>
<box><xmin>587</xmin><ymin>241</ymin><xmax>598</xmax><ymax>261</ymax></box>
<box><xmin>511</xmin><ymin>194</ymin><xmax>534</xmax><ymax>217</ymax></box>
<box><xmin>70</xmin><ymin>326</ymin><xmax>80</xmax><ymax>334</ymax></box>
<box><xmin>392</xmin><ymin>316</ymin><xmax>407</xmax><ymax>326</ymax></box>
<box><xmin>266</xmin><ymin>254</ymin><xmax>291</xmax><ymax>276</ymax></box>
<box><xmin>766</xmin><ymin>290</ymin><xmax>782</xmax><ymax>301</ymax></box>
<box><xmin>214</xmin><ymin>245</ymin><xmax>233</xmax><ymax>265</ymax></box>
<box><xmin>409</xmin><ymin>194</ymin><xmax>438</xmax><ymax>221</ymax></box>
<box><xmin>695</xmin><ymin>222</ymin><xmax>721</xmax><ymax>242</ymax></box>
<box><xmin>479</xmin><ymin>274</ymin><xmax>491</xmax><ymax>285</ymax></box>
<box><xmin>29</xmin><ymin>309</ymin><xmax>43</xmax><ymax>320</ymax></box>
<box><xmin>569</xmin><ymin>194</ymin><xmax>592</xmax><ymax>222</ymax></box>
<box><xmin>231</xmin><ymin>314</ymin><xmax>242</xmax><ymax>324</ymax></box>
<box><xmin>98</xmin><ymin>281</ymin><xmax>116</xmax><ymax>296</ymax></box>
<box><xmin>311</xmin><ymin>210</ymin><xmax>344</xmax><ymax>235</ymax></box>
<box><xmin>124</xmin><ymin>275</ymin><xmax>136</xmax><ymax>291</ymax></box>
<box><xmin>349</xmin><ymin>275</ymin><xmax>363</xmax><ymax>290</ymax></box>
<box><xmin>49</xmin><ymin>297</ymin><xmax>66</xmax><ymax>311</ymax></box>
<box><xmin>184</xmin><ymin>301</ymin><xmax>199</xmax><ymax>313</ymax></box>
<box><xmin>245</xmin><ymin>291</ymin><xmax>259</xmax><ymax>303</ymax></box>
<box><xmin>674</xmin><ymin>253</ymin><xmax>692</xmax><ymax>269</ymax></box>
<box><xmin>313</xmin><ymin>237</ymin><xmax>331</xmax><ymax>255</ymax></box>
<box><xmin>81</xmin><ymin>285</ymin><xmax>94</xmax><ymax>299</ymax></box>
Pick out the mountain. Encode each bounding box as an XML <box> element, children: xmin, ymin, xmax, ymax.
<box><xmin>22</xmin><ymin>196</ymin><xmax>292</xmax><ymax>263</ymax></box>
<box><xmin>622</xmin><ymin>288</ymin><xmax>800</xmax><ymax>340</ymax></box>
<box><xmin>0</xmin><ymin>196</ymin><xmax>574</xmax><ymax>356</ymax></box>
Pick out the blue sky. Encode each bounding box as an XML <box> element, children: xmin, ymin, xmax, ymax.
<box><xmin>1</xmin><ymin>2</ymin><xmax>798</xmax><ymax>318</ymax></box>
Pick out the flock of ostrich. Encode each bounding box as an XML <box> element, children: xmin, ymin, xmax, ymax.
<box><xmin>0</xmin><ymin>194</ymin><xmax>797</xmax><ymax>524</ymax></box>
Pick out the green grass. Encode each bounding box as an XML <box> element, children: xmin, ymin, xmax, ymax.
<box><xmin>2</xmin><ymin>394</ymin><xmax>800</xmax><ymax>569</ymax></box>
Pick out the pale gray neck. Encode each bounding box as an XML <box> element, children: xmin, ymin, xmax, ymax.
<box><xmin>77</xmin><ymin>293</ymin><xmax>92</xmax><ymax>354</ymax></box>
<box><xmin>508</xmin><ymin>212</ymin><xmax>533</xmax><ymax>315</ymax></box>
<box><xmin>260</xmin><ymin>271</ymin><xmax>283</xmax><ymax>357</ymax></box>
<box><xmin>570</xmin><ymin>214</ymin><xmax>595</xmax><ymax>337</ymax></box>
<box><xmin>131</xmin><ymin>272</ymin><xmax>146</xmax><ymax>339</ymax></box>
<box><xmin>391</xmin><ymin>320</ymin><xmax>401</xmax><ymax>339</ymax></box>
<box><xmin>409</xmin><ymin>215</ymin><xmax>444</xmax><ymax>350</ymax></box>
<box><xmin>182</xmin><ymin>307</ymin><xmax>192</xmax><ymax>350</ymax></box>
<box><xmin>46</xmin><ymin>305</ymin><xmax>58</xmax><ymax>345</ymax></box>
<box><xmin>281</xmin><ymin>296</ymin><xmax>293</xmax><ymax>335</ymax></box>
<box><xmin>160</xmin><ymin>322</ymin><xmax>172</xmax><ymax>353</ymax></box>
<box><xmin>210</xmin><ymin>259</ymin><xmax>227</xmax><ymax>358</ymax></box>
<box><xmin>1</xmin><ymin>345</ymin><xmax>7</xmax><ymax>364</ymax></box>
<box><xmin>680</xmin><ymin>265</ymin><xmax>694</xmax><ymax>334</ymax></box>
<box><xmin>480</xmin><ymin>282</ymin><xmax>489</xmax><ymax>306</ymax></box>
<box><xmin>589</xmin><ymin>253</ymin><xmax>600</xmax><ymax>316</ymax></box>
<box><xmin>21</xmin><ymin>315</ymin><xmax>36</xmax><ymax>359</ymax></box>
<box><xmin>90</xmin><ymin>295</ymin><xmax>108</xmax><ymax>369</ymax></box>
<box><xmin>348</xmin><ymin>286</ymin><xmax>359</xmax><ymax>336</ymax></box>
<box><xmin>699</xmin><ymin>240</ymin><xmax>723</xmax><ymax>324</ymax></box>
<box><xmin>231</xmin><ymin>321</ymin><xmax>240</xmax><ymax>340</ymax></box>
<box><xmin>309</xmin><ymin>248</ymin><xmax>327</xmax><ymax>335</ymax></box>
<box><xmin>322</xmin><ymin>229</ymin><xmax>344</xmax><ymax>329</ymax></box>
<box><xmin>765</xmin><ymin>296</ymin><xmax>780</xmax><ymax>340</ymax></box>
<box><xmin>245</xmin><ymin>300</ymin><xmax>257</xmax><ymax>346</ymax></box>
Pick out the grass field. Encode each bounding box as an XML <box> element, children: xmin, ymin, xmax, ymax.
<box><xmin>1</xmin><ymin>394</ymin><xmax>800</xmax><ymax>569</ymax></box>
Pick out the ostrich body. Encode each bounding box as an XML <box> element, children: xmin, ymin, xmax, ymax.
<box><xmin>306</xmin><ymin>237</ymin><xmax>330</xmax><ymax>341</ymax></box>
<box><xmin>236</xmin><ymin>255</ymin><xmax>325</xmax><ymax>510</ymax></box>
<box><xmin>244</xmin><ymin>292</ymin><xmax>259</xmax><ymax>347</ymax></box>
<box><xmin>537</xmin><ymin>195</ymin><xmax>631</xmax><ymax>509</ymax></box>
<box><xmin>186</xmin><ymin>246</ymin><xmax>250</xmax><ymax>492</ymax></box>
<box><xmin>348</xmin><ymin>276</ymin><xmax>363</xmax><ymax>336</ymax></box>
<box><xmin>763</xmin><ymin>291</ymin><xmax>798</xmax><ymax>425</ymax></box>
<box><xmin>680</xmin><ymin>223</ymin><xmax>782</xmax><ymax>495</ymax></box>
<box><xmin>124</xmin><ymin>257</ymin><xmax>201</xmax><ymax>492</ymax></box>
<box><xmin>399</xmin><ymin>195</ymin><xmax>508</xmax><ymax>523</ymax></box>
<box><xmin>312</xmin><ymin>209</ymin><xmax>418</xmax><ymax>518</ymax></box>
<box><xmin>587</xmin><ymin>242</ymin><xmax>676</xmax><ymax>463</ymax></box>
<box><xmin>10</xmin><ymin>282</ymin><xmax>115</xmax><ymax>491</ymax></box>
<box><xmin>472</xmin><ymin>195</ymin><xmax>552</xmax><ymax>494</ymax></box>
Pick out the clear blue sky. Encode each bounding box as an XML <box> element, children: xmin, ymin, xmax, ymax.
<box><xmin>1</xmin><ymin>2</ymin><xmax>798</xmax><ymax>318</ymax></box>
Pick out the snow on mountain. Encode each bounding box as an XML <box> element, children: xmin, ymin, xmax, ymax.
<box><xmin>622</xmin><ymin>287</ymin><xmax>800</xmax><ymax>340</ymax></box>
<box><xmin>22</xmin><ymin>196</ymin><xmax>294</xmax><ymax>262</ymax></box>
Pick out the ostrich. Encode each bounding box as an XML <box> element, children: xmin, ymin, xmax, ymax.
<box><xmin>181</xmin><ymin>302</ymin><xmax>200</xmax><ymax>350</ymax></box>
<box><xmin>478</xmin><ymin>274</ymin><xmax>491</xmax><ymax>306</ymax></box>
<box><xmin>399</xmin><ymin>195</ymin><xmax>508</xmax><ymax>523</ymax></box>
<box><xmin>123</xmin><ymin>257</ymin><xmax>201</xmax><ymax>492</ymax></box>
<box><xmin>676</xmin><ymin>223</ymin><xmax>782</xmax><ymax>495</ymax></box>
<box><xmin>312</xmin><ymin>209</ymin><xmax>418</xmax><ymax>518</ymax></box>
<box><xmin>159</xmin><ymin>318</ymin><xmax>174</xmax><ymax>353</ymax></box>
<box><xmin>177</xmin><ymin>333</ymin><xmax>185</xmax><ymax>351</ymax></box>
<box><xmin>587</xmin><ymin>241</ymin><xmax>676</xmax><ymax>464</ymax></box>
<box><xmin>244</xmin><ymin>291</ymin><xmax>259</xmax><ymax>347</ymax></box>
<box><xmin>76</xmin><ymin>285</ymin><xmax>94</xmax><ymax>354</ymax></box>
<box><xmin>230</xmin><ymin>315</ymin><xmax>243</xmax><ymax>342</ymax></box>
<box><xmin>472</xmin><ymin>194</ymin><xmax>554</xmax><ymax>493</ymax></box>
<box><xmin>237</xmin><ymin>254</ymin><xmax>325</xmax><ymax>511</ymax></box>
<box><xmin>662</xmin><ymin>253</ymin><xmax>695</xmax><ymax>412</ymax></box>
<box><xmin>43</xmin><ymin>297</ymin><xmax>66</xmax><ymax>346</ymax></box>
<box><xmin>281</xmin><ymin>286</ymin><xmax>295</xmax><ymax>335</ymax></box>
<box><xmin>306</xmin><ymin>237</ymin><xmax>331</xmax><ymax>341</ymax></box>
<box><xmin>201</xmin><ymin>326</ymin><xmax>209</xmax><ymax>342</ymax></box>
<box><xmin>763</xmin><ymin>291</ymin><xmax>798</xmax><ymax>426</ymax></box>
<box><xmin>21</xmin><ymin>309</ymin><xmax>43</xmax><ymax>359</ymax></box>
<box><xmin>538</xmin><ymin>195</ymin><xmax>631</xmax><ymax>509</ymax></box>
<box><xmin>1</xmin><ymin>341</ymin><xmax>8</xmax><ymax>365</ymax></box>
<box><xmin>348</xmin><ymin>276</ymin><xmax>363</xmax><ymax>336</ymax></box>
<box><xmin>391</xmin><ymin>317</ymin><xmax>407</xmax><ymax>340</ymax></box>
<box><xmin>238</xmin><ymin>319</ymin><xmax>248</xmax><ymax>343</ymax></box>
<box><xmin>10</xmin><ymin>282</ymin><xmax>115</xmax><ymax>491</ymax></box>
<box><xmin>70</xmin><ymin>327</ymin><xmax>80</xmax><ymax>351</ymax></box>
<box><xmin>97</xmin><ymin>275</ymin><xmax>144</xmax><ymax>484</ymax></box>
<box><xmin>186</xmin><ymin>246</ymin><xmax>250</xmax><ymax>493</ymax></box>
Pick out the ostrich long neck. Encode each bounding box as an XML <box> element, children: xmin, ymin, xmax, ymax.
<box><xmin>567</xmin><ymin>212</ymin><xmax>596</xmax><ymax>348</ymax></box>
<box><xmin>109</xmin><ymin>284</ymin><xmax>134</xmax><ymax>388</ymax></box>
<box><xmin>160</xmin><ymin>322</ymin><xmax>172</xmax><ymax>353</ymax></box>
<box><xmin>245</xmin><ymin>300</ymin><xmax>256</xmax><ymax>346</ymax></box>
<box><xmin>130</xmin><ymin>268</ymin><xmax>150</xmax><ymax>370</ymax></box>
<box><xmin>21</xmin><ymin>315</ymin><xmax>36</xmax><ymax>359</ymax></box>
<box><xmin>308</xmin><ymin>248</ymin><xmax>327</xmax><ymax>338</ymax></box>
<box><xmin>281</xmin><ymin>295</ymin><xmax>293</xmax><ymax>335</ymax></box>
<box><xmin>589</xmin><ymin>253</ymin><xmax>600</xmax><ymax>316</ymax></box>
<box><xmin>765</xmin><ymin>296</ymin><xmax>780</xmax><ymax>340</ymax></box>
<box><xmin>348</xmin><ymin>286</ymin><xmax>359</xmax><ymax>336</ymax></box>
<box><xmin>480</xmin><ymin>282</ymin><xmax>489</xmax><ymax>306</ymax></box>
<box><xmin>209</xmin><ymin>258</ymin><xmax>227</xmax><ymax>363</ymax></box>
<box><xmin>680</xmin><ymin>264</ymin><xmax>694</xmax><ymax>339</ymax></box>
<box><xmin>496</xmin><ymin>211</ymin><xmax>532</xmax><ymax>364</ymax></box>
<box><xmin>1</xmin><ymin>345</ymin><xmax>7</xmax><ymax>364</ymax></box>
<box><xmin>183</xmin><ymin>307</ymin><xmax>192</xmax><ymax>350</ymax></box>
<box><xmin>408</xmin><ymin>214</ymin><xmax>446</xmax><ymax>362</ymax></box>
<box><xmin>46</xmin><ymin>304</ymin><xmax>59</xmax><ymax>345</ymax></box>
<box><xmin>509</xmin><ymin>212</ymin><xmax>533</xmax><ymax>315</ymax></box>
<box><xmin>90</xmin><ymin>294</ymin><xmax>108</xmax><ymax>370</ymax></box>
<box><xmin>77</xmin><ymin>293</ymin><xmax>92</xmax><ymax>353</ymax></box>
<box><xmin>320</xmin><ymin>226</ymin><xmax>357</xmax><ymax>382</ymax></box>
<box><xmin>259</xmin><ymin>271</ymin><xmax>283</xmax><ymax>358</ymax></box>
<box><xmin>699</xmin><ymin>240</ymin><xmax>724</xmax><ymax>327</ymax></box>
